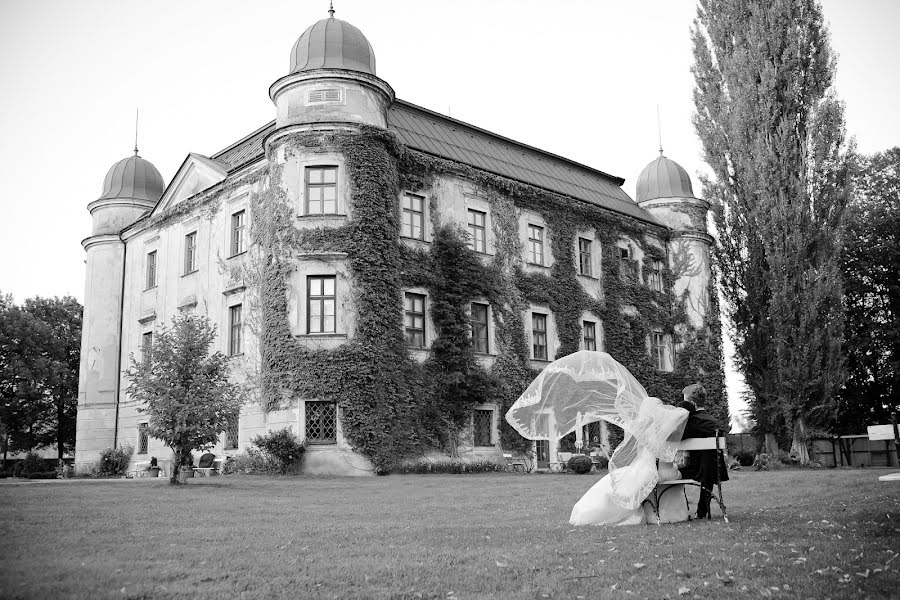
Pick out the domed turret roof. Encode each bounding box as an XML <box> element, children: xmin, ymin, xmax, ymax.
<box><xmin>290</xmin><ymin>12</ymin><xmax>376</xmax><ymax>75</ymax></box>
<box><xmin>98</xmin><ymin>153</ymin><xmax>165</xmax><ymax>202</ymax></box>
<box><xmin>636</xmin><ymin>152</ymin><xmax>695</xmax><ymax>202</ymax></box>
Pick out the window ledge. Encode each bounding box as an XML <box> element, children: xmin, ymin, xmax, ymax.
<box><xmin>143</xmin><ymin>286</ymin><xmax>157</xmax><ymax>292</ymax></box>
<box><xmin>296</xmin><ymin>333</ymin><xmax>347</xmax><ymax>339</ymax></box>
<box><xmin>227</xmin><ymin>251</ymin><xmax>247</xmax><ymax>260</ymax></box>
<box><xmin>297</xmin><ymin>214</ymin><xmax>347</xmax><ymax>221</ymax></box>
<box><xmin>577</xmin><ymin>274</ymin><xmax>600</xmax><ymax>281</ymax></box>
<box><xmin>181</xmin><ymin>270</ymin><xmax>198</xmax><ymax>278</ymax></box>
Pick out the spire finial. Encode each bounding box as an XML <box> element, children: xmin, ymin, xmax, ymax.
<box><xmin>328</xmin><ymin>1</ymin><xmax>334</xmax><ymax>17</ymax></box>
<box><xmin>656</xmin><ymin>104</ymin><xmax>663</xmax><ymax>156</ymax></box>
<box><xmin>134</xmin><ymin>108</ymin><xmax>140</xmax><ymax>155</ymax></box>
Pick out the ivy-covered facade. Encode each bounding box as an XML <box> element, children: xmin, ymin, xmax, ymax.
<box><xmin>74</xmin><ymin>10</ymin><xmax>725</xmax><ymax>475</ymax></box>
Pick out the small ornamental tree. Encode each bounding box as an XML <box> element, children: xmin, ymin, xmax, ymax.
<box><xmin>124</xmin><ymin>313</ymin><xmax>243</xmax><ymax>484</ymax></box>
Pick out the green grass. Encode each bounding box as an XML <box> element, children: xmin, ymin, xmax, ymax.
<box><xmin>1</xmin><ymin>469</ymin><xmax>898</xmax><ymax>599</ymax></box>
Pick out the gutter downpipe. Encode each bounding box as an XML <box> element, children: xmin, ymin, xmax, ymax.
<box><xmin>112</xmin><ymin>233</ymin><xmax>127</xmax><ymax>449</ymax></box>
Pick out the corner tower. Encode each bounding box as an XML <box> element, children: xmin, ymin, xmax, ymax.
<box><xmin>75</xmin><ymin>151</ymin><xmax>164</xmax><ymax>473</ymax></box>
<box><xmin>268</xmin><ymin>8</ymin><xmax>395</xmax><ymax>134</ymax></box>
<box><xmin>635</xmin><ymin>152</ymin><xmax>712</xmax><ymax>329</ymax></box>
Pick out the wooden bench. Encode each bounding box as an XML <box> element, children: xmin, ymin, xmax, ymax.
<box><xmin>193</xmin><ymin>457</ymin><xmax>223</xmax><ymax>477</ymax></box>
<box><xmin>649</xmin><ymin>432</ymin><xmax>728</xmax><ymax>524</ymax></box>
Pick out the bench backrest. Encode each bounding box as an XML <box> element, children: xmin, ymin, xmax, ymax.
<box><xmin>677</xmin><ymin>437</ymin><xmax>726</xmax><ymax>451</ymax></box>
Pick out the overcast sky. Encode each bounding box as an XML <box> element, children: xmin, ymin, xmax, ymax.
<box><xmin>1</xmin><ymin>0</ymin><xmax>897</xmax><ymax>427</ymax></box>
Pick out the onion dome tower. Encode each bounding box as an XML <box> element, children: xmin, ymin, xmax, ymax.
<box><xmin>268</xmin><ymin>5</ymin><xmax>394</xmax><ymax>132</ymax></box>
<box><xmin>75</xmin><ymin>150</ymin><xmax>165</xmax><ymax>473</ymax></box>
<box><xmin>636</xmin><ymin>150</ymin><xmax>712</xmax><ymax>328</ymax></box>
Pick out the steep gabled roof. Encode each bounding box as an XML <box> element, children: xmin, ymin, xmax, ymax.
<box><xmin>211</xmin><ymin>100</ymin><xmax>658</xmax><ymax>225</ymax></box>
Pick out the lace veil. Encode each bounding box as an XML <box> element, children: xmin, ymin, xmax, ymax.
<box><xmin>504</xmin><ymin>351</ymin><xmax>688</xmax><ymax>509</ymax></box>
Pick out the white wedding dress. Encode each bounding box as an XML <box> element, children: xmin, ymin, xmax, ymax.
<box><xmin>504</xmin><ymin>351</ymin><xmax>690</xmax><ymax>526</ymax></box>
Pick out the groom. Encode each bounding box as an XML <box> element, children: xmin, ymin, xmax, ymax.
<box><xmin>679</xmin><ymin>383</ymin><xmax>729</xmax><ymax>519</ymax></box>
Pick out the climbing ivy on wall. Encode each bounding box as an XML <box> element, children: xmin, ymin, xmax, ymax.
<box><xmin>242</xmin><ymin>124</ymin><xmax>725</xmax><ymax>470</ymax></box>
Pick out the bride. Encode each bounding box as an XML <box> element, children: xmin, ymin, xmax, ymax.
<box><xmin>505</xmin><ymin>351</ymin><xmax>690</xmax><ymax>526</ymax></box>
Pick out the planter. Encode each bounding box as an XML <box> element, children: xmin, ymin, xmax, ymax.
<box><xmin>148</xmin><ymin>467</ymin><xmax>161</xmax><ymax>478</ymax></box>
<box><xmin>178</xmin><ymin>468</ymin><xmax>195</xmax><ymax>482</ymax></box>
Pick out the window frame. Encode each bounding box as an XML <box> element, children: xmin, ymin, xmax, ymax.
<box><xmin>230</xmin><ymin>210</ymin><xmax>246</xmax><ymax>257</ymax></box>
<box><xmin>141</xmin><ymin>331</ymin><xmax>153</xmax><ymax>367</ymax></box>
<box><xmin>304</xmin><ymin>165</ymin><xmax>339</xmax><ymax>216</ymax></box>
<box><xmin>473</xmin><ymin>409</ymin><xmax>493</xmax><ymax>447</ymax></box>
<box><xmin>145</xmin><ymin>250</ymin><xmax>157</xmax><ymax>290</ymax></box>
<box><xmin>471</xmin><ymin>302</ymin><xmax>489</xmax><ymax>354</ymax></box>
<box><xmin>583</xmin><ymin>320</ymin><xmax>597</xmax><ymax>351</ymax></box>
<box><xmin>228</xmin><ymin>304</ymin><xmax>243</xmax><ymax>356</ymax></box>
<box><xmin>404</xmin><ymin>292</ymin><xmax>426</xmax><ymax>348</ymax></box>
<box><xmin>527</xmin><ymin>224</ymin><xmax>545</xmax><ymax>266</ymax></box>
<box><xmin>183</xmin><ymin>231</ymin><xmax>198</xmax><ymax>275</ymax></box>
<box><xmin>652</xmin><ymin>330</ymin><xmax>673</xmax><ymax>371</ymax></box>
<box><xmin>532</xmin><ymin>312</ymin><xmax>548</xmax><ymax>360</ymax></box>
<box><xmin>648</xmin><ymin>259</ymin><xmax>663</xmax><ymax>292</ymax></box>
<box><xmin>307</xmin><ymin>275</ymin><xmax>337</xmax><ymax>334</ymax></box>
<box><xmin>400</xmin><ymin>193</ymin><xmax>425</xmax><ymax>240</ymax></box>
<box><xmin>578</xmin><ymin>238</ymin><xmax>593</xmax><ymax>277</ymax></box>
<box><xmin>467</xmin><ymin>209</ymin><xmax>487</xmax><ymax>254</ymax></box>
<box><xmin>305</xmin><ymin>400</ymin><xmax>337</xmax><ymax>445</ymax></box>
<box><xmin>224</xmin><ymin>417</ymin><xmax>239</xmax><ymax>450</ymax></box>
<box><xmin>137</xmin><ymin>422</ymin><xmax>149</xmax><ymax>455</ymax></box>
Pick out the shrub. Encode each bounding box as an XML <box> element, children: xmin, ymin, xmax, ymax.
<box><xmin>231</xmin><ymin>447</ymin><xmax>280</xmax><ymax>475</ymax></box>
<box><xmin>25</xmin><ymin>472</ymin><xmax>58</xmax><ymax>479</ymax></box>
<box><xmin>592</xmin><ymin>454</ymin><xmax>610</xmax><ymax>470</ymax></box>
<box><xmin>20</xmin><ymin>452</ymin><xmax>46</xmax><ymax>475</ymax></box>
<box><xmin>734</xmin><ymin>448</ymin><xmax>755</xmax><ymax>467</ymax></box>
<box><xmin>251</xmin><ymin>428</ymin><xmax>306</xmax><ymax>474</ymax></box>
<box><xmin>392</xmin><ymin>455</ymin><xmax>506</xmax><ymax>474</ymax></box>
<box><xmin>95</xmin><ymin>445</ymin><xmax>134</xmax><ymax>476</ymax></box>
<box><xmin>55</xmin><ymin>460</ymin><xmax>73</xmax><ymax>479</ymax></box>
<box><xmin>219</xmin><ymin>455</ymin><xmax>237</xmax><ymax>475</ymax></box>
<box><xmin>567</xmin><ymin>455</ymin><xmax>593</xmax><ymax>474</ymax></box>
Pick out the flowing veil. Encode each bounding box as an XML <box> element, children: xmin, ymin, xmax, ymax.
<box><xmin>505</xmin><ymin>351</ymin><xmax>688</xmax><ymax>509</ymax></box>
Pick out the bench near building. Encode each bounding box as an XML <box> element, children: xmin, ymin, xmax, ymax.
<box><xmin>74</xmin><ymin>9</ymin><xmax>724</xmax><ymax>476</ymax></box>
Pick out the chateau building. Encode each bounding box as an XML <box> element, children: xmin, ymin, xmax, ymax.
<box><xmin>75</xmin><ymin>10</ymin><xmax>723</xmax><ymax>475</ymax></box>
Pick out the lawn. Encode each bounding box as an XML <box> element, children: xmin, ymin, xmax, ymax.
<box><xmin>1</xmin><ymin>468</ymin><xmax>898</xmax><ymax>600</ymax></box>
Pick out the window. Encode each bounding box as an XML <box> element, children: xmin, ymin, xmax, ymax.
<box><xmin>401</xmin><ymin>194</ymin><xmax>424</xmax><ymax>240</ymax></box>
<box><xmin>137</xmin><ymin>423</ymin><xmax>149</xmax><ymax>454</ymax></box>
<box><xmin>528</xmin><ymin>225</ymin><xmax>544</xmax><ymax>265</ymax></box>
<box><xmin>141</xmin><ymin>332</ymin><xmax>153</xmax><ymax>367</ymax></box>
<box><xmin>532</xmin><ymin>313</ymin><xmax>548</xmax><ymax>360</ymax></box>
<box><xmin>305</xmin><ymin>166</ymin><xmax>338</xmax><ymax>214</ymax></box>
<box><xmin>648</xmin><ymin>259</ymin><xmax>663</xmax><ymax>292</ymax></box>
<box><xmin>471</xmin><ymin>302</ymin><xmax>489</xmax><ymax>354</ymax></box>
<box><xmin>224</xmin><ymin>418</ymin><xmax>239</xmax><ymax>450</ymax></box>
<box><xmin>583</xmin><ymin>321</ymin><xmax>597</xmax><ymax>351</ymax></box>
<box><xmin>652</xmin><ymin>331</ymin><xmax>672</xmax><ymax>371</ymax></box>
<box><xmin>145</xmin><ymin>251</ymin><xmax>157</xmax><ymax>289</ymax></box>
<box><xmin>404</xmin><ymin>293</ymin><xmax>426</xmax><ymax>348</ymax></box>
<box><xmin>230</xmin><ymin>210</ymin><xmax>246</xmax><ymax>256</ymax></box>
<box><xmin>306</xmin><ymin>400</ymin><xmax>337</xmax><ymax>444</ymax></box>
<box><xmin>578</xmin><ymin>238</ymin><xmax>593</xmax><ymax>277</ymax></box>
<box><xmin>229</xmin><ymin>305</ymin><xmax>242</xmax><ymax>356</ymax></box>
<box><xmin>184</xmin><ymin>232</ymin><xmax>197</xmax><ymax>274</ymax></box>
<box><xmin>619</xmin><ymin>247</ymin><xmax>632</xmax><ymax>280</ymax></box>
<box><xmin>307</xmin><ymin>276</ymin><xmax>336</xmax><ymax>334</ymax></box>
<box><xmin>473</xmin><ymin>409</ymin><xmax>493</xmax><ymax>446</ymax></box>
<box><xmin>467</xmin><ymin>209</ymin><xmax>487</xmax><ymax>253</ymax></box>
<box><xmin>308</xmin><ymin>88</ymin><xmax>342</xmax><ymax>103</ymax></box>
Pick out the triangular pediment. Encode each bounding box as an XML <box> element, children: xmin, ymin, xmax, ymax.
<box><xmin>150</xmin><ymin>153</ymin><xmax>229</xmax><ymax>218</ymax></box>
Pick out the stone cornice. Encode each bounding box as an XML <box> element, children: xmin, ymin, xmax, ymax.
<box><xmin>82</xmin><ymin>234</ymin><xmax>123</xmax><ymax>251</ymax></box>
<box><xmin>86</xmin><ymin>197</ymin><xmax>155</xmax><ymax>215</ymax></box>
<box><xmin>637</xmin><ymin>196</ymin><xmax>710</xmax><ymax>211</ymax></box>
<box><xmin>672</xmin><ymin>231</ymin><xmax>715</xmax><ymax>246</ymax></box>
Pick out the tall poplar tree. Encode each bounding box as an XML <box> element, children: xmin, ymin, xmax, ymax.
<box><xmin>691</xmin><ymin>0</ymin><xmax>850</xmax><ymax>461</ymax></box>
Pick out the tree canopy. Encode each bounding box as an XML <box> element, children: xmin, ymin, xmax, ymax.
<box><xmin>835</xmin><ymin>148</ymin><xmax>900</xmax><ymax>432</ymax></box>
<box><xmin>124</xmin><ymin>313</ymin><xmax>243</xmax><ymax>483</ymax></box>
<box><xmin>0</xmin><ymin>293</ymin><xmax>82</xmax><ymax>461</ymax></box>
<box><xmin>692</xmin><ymin>0</ymin><xmax>850</xmax><ymax>460</ymax></box>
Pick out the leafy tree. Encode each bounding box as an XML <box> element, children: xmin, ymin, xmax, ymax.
<box><xmin>834</xmin><ymin>148</ymin><xmax>900</xmax><ymax>432</ymax></box>
<box><xmin>692</xmin><ymin>0</ymin><xmax>850</xmax><ymax>461</ymax></box>
<box><xmin>0</xmin><ymin>293</ymin><xmax>81</xmax><ymax>462</ymax></box>
<box><xmin>124</xmin><ymin>313</ymin><xmax>243</xmax><ymax>484</ymax></box>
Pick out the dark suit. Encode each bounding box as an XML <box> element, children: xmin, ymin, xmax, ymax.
<box><xmin>680</xmin><ymin>409</ymin><xmax>729</xmax><ymax>518</ymax></box>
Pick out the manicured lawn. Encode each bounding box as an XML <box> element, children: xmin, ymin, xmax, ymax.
<box><xmin>1</xmin><ymin>469</ymin><xmax>898</xmax><ymax>599</ymax></box>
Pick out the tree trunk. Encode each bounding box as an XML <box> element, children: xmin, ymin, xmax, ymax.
<box><xmin>791</xmin><ymin>417</ymin><xmax>810</xmax><ymax>465</ymax></box>
<box><xmin>170</xmin><ymin>447</ymin><xmax>182</xmax><ymax>485</ymax></box>
<box><xmin>764</xmin><ymin>432</ymin><xmax>779</xmax><ymax>456</ymax></box>
<box><xmin>56</xmin><ymin>399</ymin><xmax>64</xmax><ymax>461</ymax></box>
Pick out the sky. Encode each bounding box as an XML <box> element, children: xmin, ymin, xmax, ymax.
<box><xmin>1</xmin><ymin>0</ymin><xmax>898</xmax><ymax>429</ymax></box>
